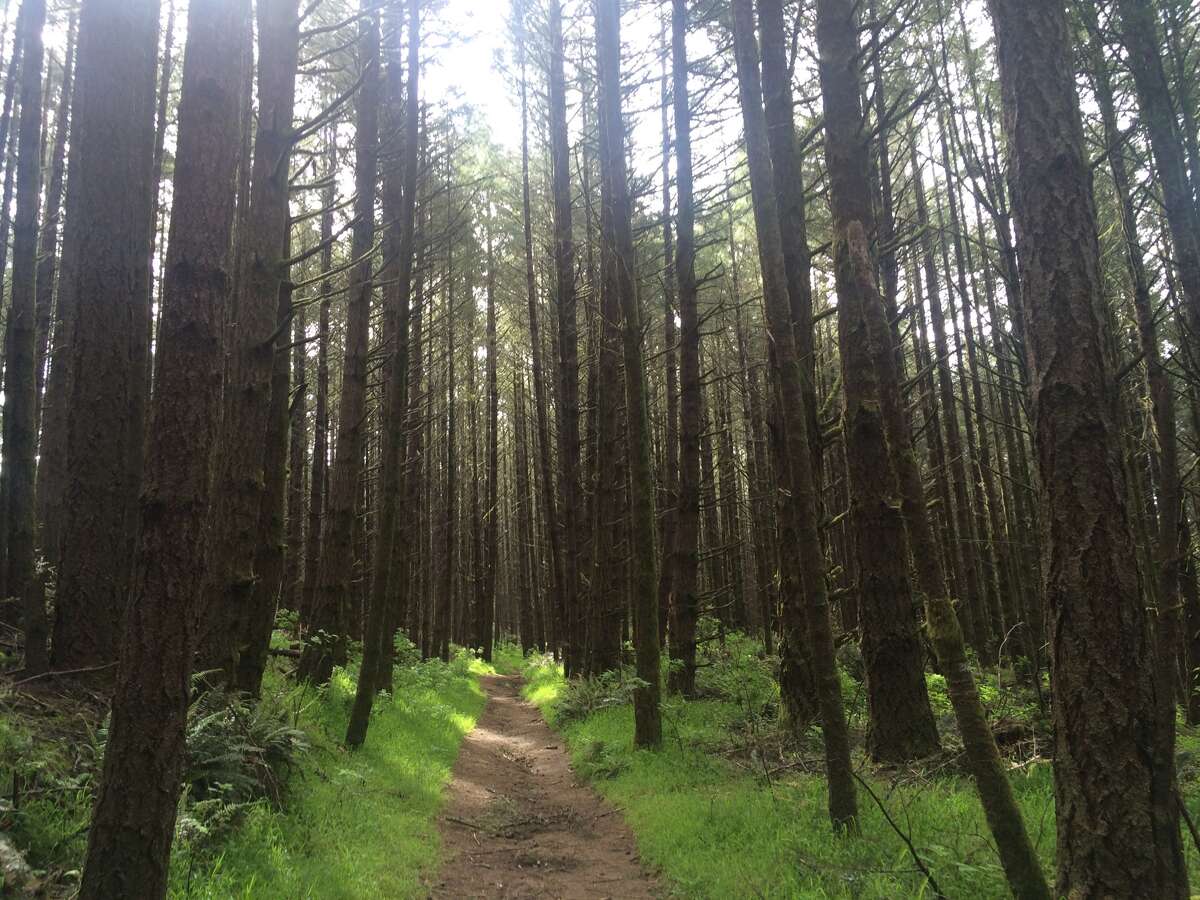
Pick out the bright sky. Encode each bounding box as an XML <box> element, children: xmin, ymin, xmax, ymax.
<box><xmin>426</xmin><ymin>1</ymin><xmax>522</xmax><ymax>150</ymax></box>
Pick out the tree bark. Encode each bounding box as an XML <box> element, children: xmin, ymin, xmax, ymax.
<box><xmin>668</xmin><ymin>0</ymin><xmax>701</xmax><ymax>698</ymax></box>
<box><xmin>988</xmin><ymin>1</ymin><xmax>1187</xmax><ymax>895</ymax></box>
<box><xmin>347</xmin><ymin>0</ymin><xmax>420</xmax><ymax>747</ymax></box>
<box><xmin>79</xmin><ymin>0</ymin><xmax>247</xmax><ymax>891</ymax></box>
<box><xmin>813</xmin><ymin>0</ymin><xmax>939</xmax><ymax>764</ymax></box>
<box><xmin>5</xmin><ymin>0</ymin><xmax>47</xmax><ymax>672</ymax></box>
<box><xmin>594</xmin><ymin>0</ymin><xmax>661</xmax><ymax>748</ymax></box>
<box><xmin>51</xmin><ymin>0</ymin><xmax>160</xmax><ymax>672</ymax></box>
<box><xmin>198</xmin><ymin>0</ymin><xmax>301</xmax><ymax>690</ymax></box>
<box><xmin>730</xmin><ymin>0</ymin><xmax>856</xmax><ymax>830</ymax></box>
<box><xmin>298</xmin><ymin>0</ymin><xmax>376</xmax><ymax>685</ymax></box>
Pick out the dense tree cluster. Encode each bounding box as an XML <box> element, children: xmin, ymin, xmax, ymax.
<box><xmin>0</xmin><ymin>0</ymin><xmax>1197</xmax><ymax>895</ymax></box>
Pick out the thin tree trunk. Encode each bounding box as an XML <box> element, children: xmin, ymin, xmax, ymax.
<box><xmin>5</xmin><ymin>0</ymin><xmax>47</xmax><ymax>672</ymax></box>
<box><xmin>482</xmin><ymin>221</ymin><xmax>499</xmax><ymax>661</ymax></box>
<box><xmin>1114</xmin><ymin>0</ymin><xmax>1200</xmax><ymax>381</ymax></box>
<box><xmin>299</xmin><ymin>0</ymin><xmax>375</xmax><ymax>684</ymax></box>
<box><xmin>668</xmin><ymin>0</ymin><xmax>701</xmax><ymax>698</ymax></box>
<box><xmin>284</xmin><ymin>297</ymin><xmax>307</xmax><ymax>614</ymax></box>
<box><xmin>299</xmin><ymin>134</ymin><xmax>335</xmax><ymax>629</ymax></box>
<box><xmin>33</xmin><ymin>11</ymin><xmax>75</xmax><ymax>433</ymax></box>
<box><xmin>347</xmin><ymin>0</ymin><xmax>421</xmax><ymax>742</ymax></box>
<box><xmin>1086</xmin><ymin>5</ymin><xmax>1187</xmax><ymax>718</ymax></box>
<box><xmin>656</xmin><ymin>24</ymin><xmax>678</xmax><ymax>648</ymax></box>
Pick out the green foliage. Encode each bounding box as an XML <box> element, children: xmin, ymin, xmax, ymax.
<box><xmin>490</xmin><ymin>640</ymin><xmax>528</xmax><ymax>675</ymax></box>
<box><xmin>553</xmin><ymin>668</ymin><xmax>648</xmax><ymax>726</ymax></box>
<box><xmin>0</xmin><ymin>691</ymin><xmax>104</xmax><ymax>879</ymax></box>
<box><xmin>515</xmin><ymin>639</ymin><xmax>1073</xmax><ymax>899</ymax></box>
<box><xmin>692</xmin><ymin>620</ymin><xmax>779</xmax><ymax>713</ymax></box>
<box><xmin>179</xmin><ymin>687</ymin><xmax>309</xmax><ymax>810</ymax></box>
<box><xmin>169</xmin><ymin>654</ymin><xmax>486</xmax><ymax>898</ymax></box>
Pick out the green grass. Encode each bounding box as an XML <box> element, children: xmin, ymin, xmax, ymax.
<box><xmin>519</xmin><ymin>654</ymin><xmax>1067</xmax><ymax>899</ymax></box>
<box><xmin>168</xmin><ymin>652</ymin><xmax>489</xmax><ymax>899</ymax></box>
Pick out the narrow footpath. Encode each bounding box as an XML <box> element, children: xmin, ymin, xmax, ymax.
<box><xmin>429</xmin><ymin>674</ymin><xmax>659</xmax><ymax>899</ymax></box>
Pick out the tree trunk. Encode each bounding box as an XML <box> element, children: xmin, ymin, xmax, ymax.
<box><xmin>730</xmin><ymin>0</ymin><xmax>856</xmax><ymax>830</ymax></box>
<box><xmin>198</xmin><ymin>0</ymin><xmax>300</xmax><ymax>690</ymax></box>
<box><xmin>51</xmin><ymin>0</ymin><xmax>160</xmax><ymax>672</ymax></box>
<box><xmin>988</xmin><ymin>1</ymin><xmax>1187</xmax><ymax>895</ymax></box>
<box><xmin>1114</xmin><ymin>0</ymin><xmax>1200</xmax><ymax>382</ymax></box>
<box><xmin>813</xmin><ymin>0</ymin><xmax>938</xmax><ymax>764</ymax></box>
<box><xmin>79</xmin><ymin>0</ymin><xmax>247</xmax><ymax>891</ymax></box>
<box><xmin>1086</xmin><ymin>2</ymin><xmax>1187</xmax><ymax>722</ymax></box>
<box><xmin>299</xmin><ymin>134</ymin><xmax>335</xmax><ymax>630</ymax></box>
<box><xmin>482</xmin><ymin>221</ymin><xmax>499</xmax><ymax>661</ymax></box>
<box><xmin>594</xmin><ymin>0</ymin><xmax>661</xmax><ymax>748</ymax></box>
<box><xmin>347</xmin><ymin>0</ymin><xmax>421</xmax><ymax>746</ymax></box>
<box><xmin>32</xmin><ymin>11</ymin><xmax>75</xmax><ymax>433</ymax></box>
<box><xmin>5</xmin><ymin>0</ymin><xmax>47</xmax><ymax>673</ymax></box>
<box><xmin>656</xmin><ymin>26</ymin><xmax>678</xmax><ymax>649</ymax></box>
<box><xmin>298</xmin><ymin>0</ymin><xmax>376</xmax><ymax>685</ymax></box>
<box><xmin>668</xmin><ymin>0</ymin><xmax>701</xmax><ymax>698</ymax></box>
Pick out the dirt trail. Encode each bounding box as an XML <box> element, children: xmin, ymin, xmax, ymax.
<box><xmin>429</xmin><ymin>674</ymin><xmax>659</xmax><ymax>899</ymax></box>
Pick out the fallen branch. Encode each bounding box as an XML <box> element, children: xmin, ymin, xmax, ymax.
<box><xmin>853</xmin><ymin>773</ymin><xmax>946</xmax><ymax>900</ymax></box>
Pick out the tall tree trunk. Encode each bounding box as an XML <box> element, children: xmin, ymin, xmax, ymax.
<box><xmin>518</xmin><ymin>0</ymin><xmax>564</xmax><ymax>658</ymax></box>
<box><xmin>347</xmin><ymin>0</ymin><xmax>421</xmax><ymax>744</ymax></box>
<box><xmin>33</xmin><ymin>33</ymin><xmax>82</xmax><ymax>571</ymax></box>
<box><xmin>912</xmin><ymin>148</ymin><xmax>986</xmax><ymax>654</ymax></box>
<box><xmin>730</xmin><ymin>0</ymin><xmax>856</xmax><ymax>829</ymax></box>
<box><xmin>668</xmin><ymin>0</ymin><xmax>701</xmax><ymax>698</ymax></box>
<box><xmin>482</xmin><ymin>221</ymin><xmax>499</xmax><ymax>661</ymax></box>
<box><xmin>375</xmin><ymin>3</ymin><xmax>412</xmax><ymax>691</ymax></box>
<box><xmin>716</xmin><ymin>379</ymin><xmax>746</xmax><ymax>628</ymax></box>
<box><xmin>656</xmin><ymin>25</ymin><xmax>678</xmax><ymax>649</ymax></box>
<box><xmin>813</xmin><ymin>0</ymin><xmax>938</xmax><ymax>763</ymax></box>
<box><xmin>594</xmin><ymin>0</ymin><xmax>661</xmax><ymax>748</ymax></box>
<box><xmin>33</xmin><ymin>11</ymin><xmax>75</xmax><ymax>432</ymax></box>
<box><xmin>1086</xmin><ymin>3</ymin><xmax>1187</xmax><ymax>717</ymax></box>
<box><xmin>79</xmin><ymin>0</ymin><xmax>247</xmax><ymax>891</ymax></box>
<box><xmin>988</xmin><ymin>1</ymin><xmax>1187</xmax><ymax>895</ymax></box>
<box><xmin>284</xmin><ymin>298</ymin><xmax>307</xmax><ymax>614</ymax></box>
<box><xmin>298</xmin><ymin>0</ymin><xmax>376</xmax><ymax>685</ymax></box>
<box><xmin>242</xmin><ymin>276</ymin><xmax>293</xmax><ymax>695</ymax></box>
<box><xmin>756</xmin><ymin>0</ymin><xmax>818</xmax><ymax>727</ymax></box>
<box><xmin>5</xmin><ymin>0</ymin><xmax>47</xmax><ymax>672</ymax></box>
<box><xmin>198</xmin><ymin>0</ymin><xmax>301</xmax><ymax>690</ymax></box>
<box><xmin>299</xmin><ymin>134</ymin><xmax>335</xmax><ymax>629</ymax></box>
<box><xmin>515</xmin><ymin>373</ymin><xmax>536</xmax><ymax>652</ymax></box>
<box><xmin>547</xmin><ymin>0</ymin><xmax>581</xmax><ymax>674</ymax></box>
<box><xmin>434</xmin><ymin>245</ymin><xmax>457</xmax><ymax>664</ymax></box>
<box><xmin>1114</xmin><ymin>0</ymin><xmax>1200</xmax><ymax>381</ymax></box>
<box><xmin>51</xmin><ymin>0</ymin><xmax>160</xmax><ymax>672</ymax></box>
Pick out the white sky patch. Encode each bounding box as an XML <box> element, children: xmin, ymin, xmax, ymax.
<box><xmin>427</xmin><ymin>0</ymin><xmax>521</xmax><ymax>149</ymax></box>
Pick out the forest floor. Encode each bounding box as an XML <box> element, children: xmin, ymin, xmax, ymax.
<box><xmin>430</xmin><ymin>673</ymin><xmax>659</xmax><ymax>899</ymax></box>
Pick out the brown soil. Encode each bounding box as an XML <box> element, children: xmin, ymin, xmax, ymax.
<box><xmin>429</xmin><ymin>674</ymin><xmax>660</xmax><ymax>900</ymax></box>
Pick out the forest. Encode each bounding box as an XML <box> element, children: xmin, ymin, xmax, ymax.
<box><xmin>0</xmin><ymin>0</ymin><xmax>1198</xmax><ymax>896</ymax></box>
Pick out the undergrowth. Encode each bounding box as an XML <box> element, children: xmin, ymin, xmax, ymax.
<box><xmin>0</xmin><ymin>640</ymin><xmax>490</xmax><ymax>899</ymax></box>
<box><xmin>168</xmin><ymin>648</ymin><xmax>487</xmax><ymax>898</ymax></box>
<box><xmin>519</xmin><ymin>624</ymin><xmax>1200</xmax><ymax>899</ymax></box>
